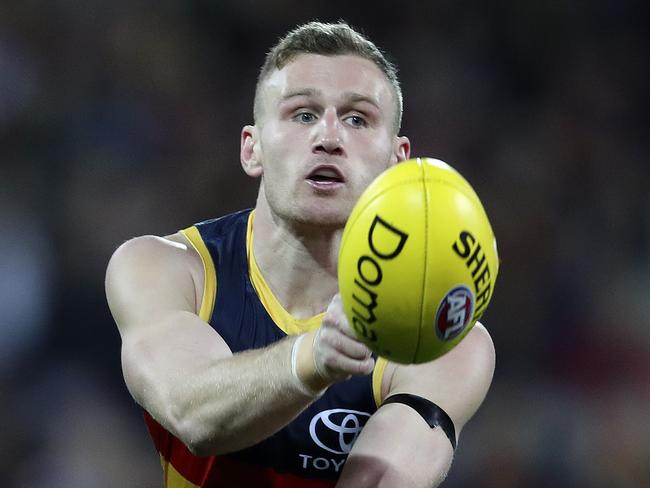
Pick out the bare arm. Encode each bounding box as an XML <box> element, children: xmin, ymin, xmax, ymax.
<box><xmin>337</xmin><ymin>323</ymin><xmax>496</xmax><ymax>487</ymax></box>
<box><xmin>105</xmin><ymin>235</ymin><xmax>373</xmax><ymax>456</ymax></box>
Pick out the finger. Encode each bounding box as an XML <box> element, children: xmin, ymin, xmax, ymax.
<box><xmin>318</xmin><ymin>327</ymin><xmax>371</xmax><ymax>360</ymax></box>
<box><xmin>320</xmin><ymin>352</ymin><xmax>375</xmax><ymax>377</ymax></box>
<box><xmin>323</xmin><ymin>294</ymin><xmax>358</xmax><ymax>340</ymax></box>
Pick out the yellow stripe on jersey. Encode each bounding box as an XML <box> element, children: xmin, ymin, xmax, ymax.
<box><xmin>160</xmin><ymin>455</ymin><xmax>200</xmax><ymax>488</ymax></box>
<box><xmin>372</xmin><ymin>357</ymin><xmax>389</xmax><ymax>407</ymax></box>
<box><xmin>246</xmin><ymin>211</ymin><xmax>324</xmax><ymax>335</ymax></box>
<box><xmin>180</xmin><ymin>226</ymin><xmax>217</xmax><ymax>322</ymax></box>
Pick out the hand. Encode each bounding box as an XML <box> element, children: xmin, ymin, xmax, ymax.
<box><xmin>294</xmin><ymin>294</ymin><xmax>375</xmax><ymax>393</ymax></box>
<box><xmin>315</xmin><ymin>294</ymin><xmax>376</xmax><ymax>380</ymax></box>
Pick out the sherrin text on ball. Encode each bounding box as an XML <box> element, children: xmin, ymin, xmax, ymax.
<box><xmin>338</xmin><ymin>158</ymin><xmax>499</xmax><ymax>364</ymax></box>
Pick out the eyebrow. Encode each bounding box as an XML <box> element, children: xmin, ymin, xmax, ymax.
<box><xmin>345</xmin><ymin>92</ymin><xmax>380</xmax><ymax>111</ymax></box>
<box><xmin>280</xmin><ymin>89</ymin><xmax>380</xmax><ymax>110</ymax></box>
<box><xmin>280</xmin><ymin>88</ymin><xmax>320</xmax><ymax>102</ymax></box>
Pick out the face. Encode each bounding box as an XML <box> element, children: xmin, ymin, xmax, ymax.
<box><xmin>242</xmin><ymin>54</ymin><xmax>410</xmax><ymax>228</ymax></box>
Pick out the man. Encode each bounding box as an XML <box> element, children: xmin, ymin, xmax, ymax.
<box><xmin>106</xmin><ymin>21</ymin><xmax>495</xmax><ymax>487</ymax></box>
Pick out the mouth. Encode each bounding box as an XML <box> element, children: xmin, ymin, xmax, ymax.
<box><xmin>306</xmin><ymin>165</ymin><xmax>345</xmax><ymax>185</ymax></box>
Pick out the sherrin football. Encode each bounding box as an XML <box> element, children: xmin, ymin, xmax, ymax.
<box><xmin>338</xmin><ymin>158</ymin><xmax>499</xmax><ymax>364</ymax></box>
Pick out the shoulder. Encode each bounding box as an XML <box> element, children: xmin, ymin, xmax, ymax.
<box><xmin>108</xmin><ymin>234</ymin><xmax>175</xmax><ymax>259</ymax></box>
<box><xmin>107</xmin><ymin>233</ymin><xmax>202</xmax><ymax>284</ymax></box>
<box><xmin>105</xmin><ymin>233</ymin><xmax>204</xmax><ymax>335</ymax></box>
<box><xmin>386</xmin><ymin>322</ymin><xmax>495</xmax><ymax>431</ymax></box>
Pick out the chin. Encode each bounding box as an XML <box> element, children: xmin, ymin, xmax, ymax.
<box><xmin>292</xmin><ymin>203</ymin><xmax>352</xmax><ymax>230</ymax></box>
<box><xmin>296</xmin><ymin>212</ymin><xmax>347</xmax><ymax>229</ymax></box>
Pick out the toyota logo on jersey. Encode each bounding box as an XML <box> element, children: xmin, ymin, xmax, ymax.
<box><xmin>308</xmin><ymin>408</ymin><xmax>371</xmax><ymax>455</ymax></box>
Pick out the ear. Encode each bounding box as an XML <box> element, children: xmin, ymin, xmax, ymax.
<box><xmin>390</xmin><ymin>135</ymin><xmax>411</xmax><ymax>165</ymax></box>
<box><xmin>240</xmin><ymin>125</ymin><xmax>263</xmax><ymax>177</ymax></box>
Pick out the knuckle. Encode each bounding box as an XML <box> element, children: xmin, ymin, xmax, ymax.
<box><xmin>321</xmin><ymin>349</ymin><xmax>335</xmax><ymax>365</ymax></box>
<box><xmin>316</xmin><ymin>327</ymin><xmax>328</xmax><ymax>342</ymax></box>
<box><xmin>317</xmin><ymin>328</ymin><xmax>334</xmax><ymax>347</ymax></box>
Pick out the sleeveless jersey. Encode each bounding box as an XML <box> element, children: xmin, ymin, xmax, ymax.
<box><xmin>144</xmin><ymin>209</ymin><xmax>389</xmax><ymax>487</ymax></box>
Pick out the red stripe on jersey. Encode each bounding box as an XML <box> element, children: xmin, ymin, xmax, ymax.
<box><xmin>144</xmin><ymin>411</ymin><xmax>213</xmax><ymax>485</ymax></box>
<box><xmin>205</xmin><ymin>456</ymin><xmax>336</xmax><ymax>487</ymax></box>
<box><xmin>143</xmin><ymin>412</ymin><xmax>335</xmax><ymax>487</ymax></box>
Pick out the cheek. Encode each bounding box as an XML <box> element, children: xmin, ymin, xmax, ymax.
<box><xmin>364</xmin><ymin>137</ymin><xmax>396</xmax><ymax>168</ymax></box>
<box><xmin>261</xmin><ymin>123</ymin><xmax>304</xmax><ymax>161</ymax></box>
<box><xmin>258</xmin><ymin>129</ymin><xmax>284</xmax><ymax>172</ymax></box>
<box><xmin>357</xmin><ymin>127</ymin><xmax>393</xmax><ymax>152</ymax></box>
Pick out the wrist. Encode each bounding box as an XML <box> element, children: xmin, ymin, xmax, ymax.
<box><xmin>291</xmin><ymin>332</ymin><xmax>331</xmax><ymax>396</ymax></box>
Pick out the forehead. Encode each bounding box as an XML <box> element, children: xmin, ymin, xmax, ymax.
<box><xmin>260</xmin><ymin>54</ymin><xmax>395</xmax><ymax>111</ymax></box>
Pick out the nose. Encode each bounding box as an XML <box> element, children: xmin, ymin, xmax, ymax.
<box><xmin>312</xmin><ymin>108</ymin><xmax>344</xmax><ymax>156</ymax></box>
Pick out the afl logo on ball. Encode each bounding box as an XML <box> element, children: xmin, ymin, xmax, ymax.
<box><xmin>435</xmin><ymin>285</ymin><xmax>475</xmax><ymax>341</ymax></box>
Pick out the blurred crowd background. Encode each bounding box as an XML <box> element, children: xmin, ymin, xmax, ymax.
<box><xmin>1</xmin><ymin>1</ymin><xmax>648</xmax><ymax>486</ymax></box>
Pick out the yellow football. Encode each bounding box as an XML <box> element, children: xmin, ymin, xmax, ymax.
<box><xmin>338</xmin><ymin>158</ymin><xmax>499</xmax><ymax>364</ymax></box>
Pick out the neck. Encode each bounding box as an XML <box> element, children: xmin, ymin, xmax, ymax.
<box><xmin>251</xmin><ymin>200</ymin><xmax>343</xmax><ymax>319</ymax></box>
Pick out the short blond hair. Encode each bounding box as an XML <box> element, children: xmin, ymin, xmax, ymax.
<box><xmin>254</xmin><ymin>21</ymin><xmax>403</xmax><ymax>132</ymax></box>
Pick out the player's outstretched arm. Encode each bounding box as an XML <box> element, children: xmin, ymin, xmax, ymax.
<box><xmin>336</xmin><ymin>323</ymin><xmax>495</xmax><ymax>487</ymax></box>
<box><xmin>105</xmin><ymin>235</ymin><xmax>373</xmax><ymax>456</ymax></box>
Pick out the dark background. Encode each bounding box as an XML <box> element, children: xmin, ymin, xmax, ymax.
<box><xmin>1</xmin><ymin>1</ymin><xmax>648</xmax><ymax>486</ymax></box>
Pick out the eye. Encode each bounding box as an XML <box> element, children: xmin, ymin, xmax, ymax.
<box><xmin>292</xmin><ymin>112</ymin><xmax>317</xmax><ymax>124</ymax></box>
<box><xmin>344</xmin><ymin>114</ymin><xmax>367</xmax><ymax>128</ymax></box>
